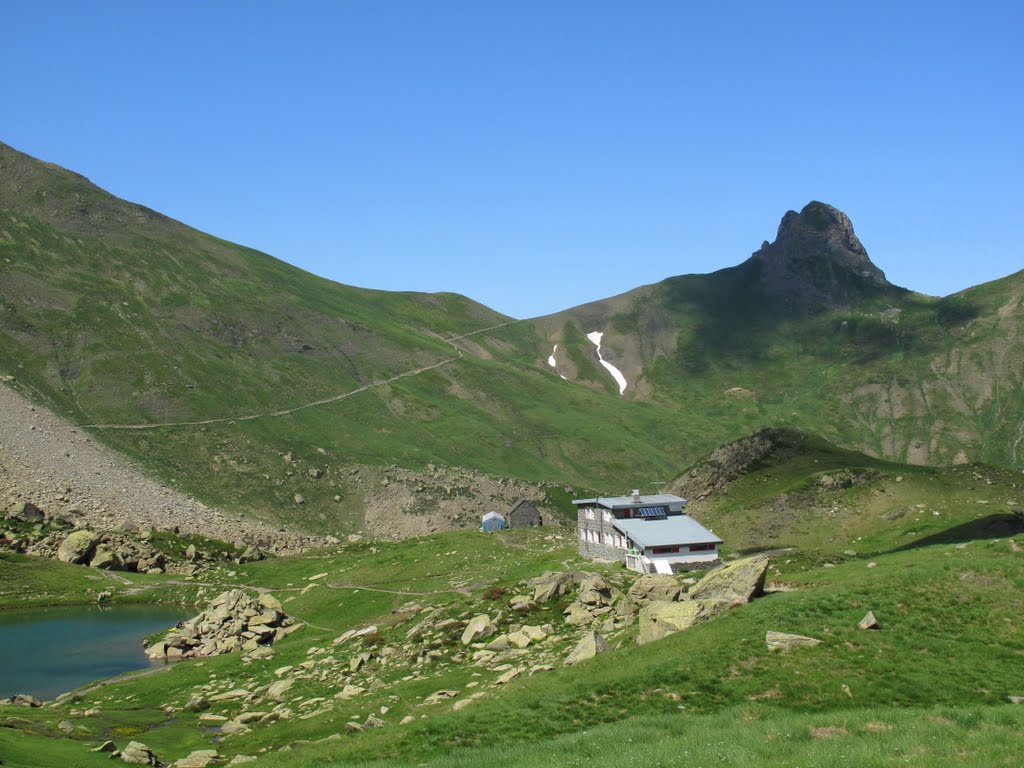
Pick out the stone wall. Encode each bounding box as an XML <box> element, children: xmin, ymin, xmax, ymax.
<box><xmin>577</xmin><ymin>509</ymin><xmax>626</xmax><ymax>562</ymax></box>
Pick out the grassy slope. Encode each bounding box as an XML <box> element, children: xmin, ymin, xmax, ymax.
<box><xmin>0</xmin><ymin>143</ymin><xmax>701</xmax><ymax>530</ymax></box>
<box><xmin>524</xmin><ymin>257</ymin><xmax>1024</xmax><ymax>472</ymax></box>
<box><xmin>2</xmin><ymin>437</ymin><xmax>1022</xmax><ymax>767</ymax></box>
<box><xmin>3</xmin><ymin>141</ymin><xmax>1024</xmax><ymax>538</ymax></box>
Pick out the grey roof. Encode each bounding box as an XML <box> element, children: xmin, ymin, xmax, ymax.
<box><xmin>612</xmin><ymin>516</ymin><xmax>722</xmax><ymax>548</ymax></box>
<box><xmin>572</xmin><ymin>493</ymin><xmax>686</xmax><ymax>509</ymax></box>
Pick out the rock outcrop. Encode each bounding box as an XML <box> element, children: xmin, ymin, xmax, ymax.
<box><xmin>671</xmin><ymin>428</ymin><xmax>805</xmax><ymax>502</ymax></box>
<box><xmin>687</xmin><ymin>555</ymin><xmax>768</xmax><ymax>604</ymax></box>
<box><xmin>146</xmin><ymin>590</ymin><xmax>298</xmax><ymax>661</ymax></box>
<box><xmin>635</xmin><ymin>555</ymin><xmax>769</xmax><ymax>645</ymax></box>
<box><xmin>747</xmin><ymin>201</ymin><xmax>893</xmax><ymax>310</ymax></box>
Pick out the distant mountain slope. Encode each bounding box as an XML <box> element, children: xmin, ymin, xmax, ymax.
<box><xmin>0</xmin><ymin>141</ymin><xmax>705</xmax><ymax>534</ymax></box>
<box><xmin>525</xmin><ymin>203</ymin><xmax>1024</xmax><ymax>469</ymax></box>
<box><xmin>2</xmin><ymin>141</ymin><xmax>1022</xmax><ymax>540</ymax></box>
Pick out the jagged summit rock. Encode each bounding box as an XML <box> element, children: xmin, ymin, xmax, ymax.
<box><xmin>748</xmin><ymin>201</ymin><xmax>893</xmax><ymax>309</ymax></box>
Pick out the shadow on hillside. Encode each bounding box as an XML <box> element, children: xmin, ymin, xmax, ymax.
<box><xmin>889</xmin><ymin>513</ymin><xmax>1024</xmax><ymax>553</ymax></box>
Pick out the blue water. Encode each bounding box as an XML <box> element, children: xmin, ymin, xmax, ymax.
<box><xmin>0</xmin><ymin>604</ymin><xmax>185</xmax><ymax>700</ymax></box>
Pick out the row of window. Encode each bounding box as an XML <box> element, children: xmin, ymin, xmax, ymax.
<box><xmin>578</xmin><ymin>528</ymin><xmax>628</xmax><ymax>549</ymax></box>
<box><xmin>651</xmin><ymin>544</ymin><xmax>717</xmax><ymax>554</ymax></box>
<box><xmin>580</xmin><ymin>528</ymin><xmax>717</xmax><ymax>555</ymax></box>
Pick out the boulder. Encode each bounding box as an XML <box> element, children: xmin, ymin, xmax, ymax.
<box><xmin>627</xmin><ymin>574</ymin><xmax>682</xmax><ymax>604</ymax></box>
<box><xmin>334</xmin><ymin>685</ymin><xmax>365</xmax><ymax>700</ymax></box>
<box><xmin>57</xmin><ymin>530</ymin><xmax>101</xmax><ymax>564</ymax></box>
<box><xmin>564</xmin><ymin>631</ymin><xmax>609</xmax><ymax>666</ymax></box>
<box><xmin>219</xmin><ymin>720</ymin><xmax>248</xmax><ymax>736</ymax></box>
<box><xmin>528</xmin><ymin>572</ymin><xmax>571</xmax><ymax>603</ymax></box>
<box><xmin>183</xmin><ymin>695</ymin><xmax>210</xmax><ymax>712</ymax></box>
<box><xmin>563</xmin><ymin>603</ymin><xmax>595</xmax><ymax>626</ymax></box>
<box><xmin>238</xmin><ymin>545</ymin><xmax>265</xmax><ymax>563</ymax></box>
<box><xmin>7</xmin><ymin>694</ymin><xmax>42</xmax><ymax>707</ymax></box>
<box><xmin>765</xmin><ymin>631</ymin><xmax>822</xmax><ymax>651</ymax></box>
<box><xmin>89</xmin><ymin>544</ymin><xmax>122</xmax><ymax>570</ymax></box>
<box><xmin>506</xmin><ymin>630</ymin><xmax>533</xmax><ymax>648</ymax></box>
<box><xmin>8</xmin><ymin>501</ymin><xmax>44</xmax><ymax>523</ymax></box>
<box><xmin>120</xmin><ymin>741</ymin><xmax>159</xmax><ymax>765</ymax></box>
<box><xmin>638</xmin><ymin>600</ymin><xmax>706</xmax><ymax>645</ymax></box>
<box><xmin>577</xmin><ymin>573</ymin><xmax>611</xmax><ymax>606</ymax></box>
<box><xmin>508</xmin><ymin>595</ymin><xmax>537</xmax><ymax>611</ymax></box>
<box><xmin>423</xmin><ymin>690</ymin><xmax>459</xmax><ymax>705</ymax></box>
<box><xmin>350</xmin><ymin>652</ymin><xmax>373</xmax><ymax>672</ymax></box>
<box><xmin>484</xmin><ymin>634</ymin><xmax>510</xmax><ymax>652</ymax></box>
<box><xmin>259</xmin><ymin>593</ymin><xmax>284</xmax><ymax>613</ymax></box>
<box><xmin>858</xmin><ymin>611</ymin><xmax>881</xmax><ymax>630</ymax></box>
<box><xmin>461</xmin><ymin>614</ymin><xmax>497</xmax><ymax>645</ymax></box>
<box><xmin>173</xmin><ymin>750</ymin><xmax>220</xmax><ymax>768</ymax></box>
<box><xmin>267</xmin><ymin>679</ymin><xmax>295</xmax><ymax>701</ymax></box>
<box><xmin>494</xmin><ymin>667</ymin><xmax>523</xmax><ymax>685</ymax></box>
<box><xmin>686</xmin><ymin>555</ymin><xmax>768</xmax><ymax>604</ymax></box>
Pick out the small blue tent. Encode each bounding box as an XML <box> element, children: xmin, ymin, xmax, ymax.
<box><xmin>481</xmin><ymin>511</ymin><xmax>507</xmax><ymax>532</ymax></box>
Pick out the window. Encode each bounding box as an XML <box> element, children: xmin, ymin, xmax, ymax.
<box><xmin>652</xmin><ymin>546</ymin><xmax>680</xmax><ymax>554</ymax></box>
<box><xmin>690</xmin><ymin>543</ymin><xmax>716</xmax><ymax>551</ymax></box>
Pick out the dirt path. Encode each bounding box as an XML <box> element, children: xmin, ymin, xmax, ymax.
<box><xmin>79</xmin><ymin>318</ymin><xmax>524</xmax><ymax>432</ymax></box>
<box><xmin>80</xmin><ymin>355</ymin><xmax>461</xmax><ymax>430</ymax></box>
<box><xmin>325</xmin><ymin>582</ymin><xmax>471</xmax><ymax>597</ymax></box>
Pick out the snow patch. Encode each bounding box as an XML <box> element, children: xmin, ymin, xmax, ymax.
<box><xmin>548</xmin><ymin>345</ymin><xmax>568</xmax><ymax>379</ymax></box>
<box><xmin>586</xmin><ymin>331</ymin><xmax>628</xmax><ymax>395</ymax></box>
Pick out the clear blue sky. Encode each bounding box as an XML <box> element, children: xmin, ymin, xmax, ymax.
<box><xmin>4</xmin><ymin>2</ymin><xmax>1021</xmax><ymax>318</ymax></box>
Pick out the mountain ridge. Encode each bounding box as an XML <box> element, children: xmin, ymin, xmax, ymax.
<box><xmin>2</xmin><ymin>140</ymin><xmax>1023</xmax><ymax>540</ymax></box>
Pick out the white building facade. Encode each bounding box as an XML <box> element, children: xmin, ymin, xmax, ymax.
<box><xmin>574</xmin><ymin>491</ymin><xmax>722</xmax><ymax>573</ymax></box>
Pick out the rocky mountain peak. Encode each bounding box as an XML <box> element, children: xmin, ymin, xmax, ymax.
<box><xmin>748</xmin><ymin>201</ymin><xmax>892</xmax><ymax>308</ymax></box>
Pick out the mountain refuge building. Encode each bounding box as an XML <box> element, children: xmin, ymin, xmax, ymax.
<box><xmin>573</xmin><ymin>491</ymin><xmax>721</xmax><ymax>573</ymax></box>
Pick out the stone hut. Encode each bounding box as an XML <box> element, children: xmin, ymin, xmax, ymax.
<box><xmin>506</xmin><ymin>499</ymin><xmax>542</xmax><ymax>528</ymax></box>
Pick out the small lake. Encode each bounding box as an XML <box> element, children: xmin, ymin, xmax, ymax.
<box><xmin>0</xmin><ymin>604</ymin><xmax>186</xmax><ymax>701</ymax></box>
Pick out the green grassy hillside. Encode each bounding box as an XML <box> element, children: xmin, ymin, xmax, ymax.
<box><xmin>3</xmin><ymin>142</ymin><xmax>1024</xmax><ymax>540</ymax></box>
<box><xmin>0</xmin><ymin>142</ymin><xmax>701</xmax><ymax>532</ymax></box>
<box><xmin>526</xmin><ymin>219</ymin><xmax>1024</xmax><ymax>471</ymax></box>
<box><xmin>2</xmin><ymin>435</ymin><xmax>1022</xmax><ymax>767</ymax></box>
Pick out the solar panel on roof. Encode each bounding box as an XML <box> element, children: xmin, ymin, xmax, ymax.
<box><xmin>637</xmin><ymin>507</ymin><xmax>667</xmax><ymax>518</ymax></box>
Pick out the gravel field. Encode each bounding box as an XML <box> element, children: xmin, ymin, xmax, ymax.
<box><xmin>0</xmin><ymin>381</ymin><xmax>316</xmax><ymax>551</ymax></box>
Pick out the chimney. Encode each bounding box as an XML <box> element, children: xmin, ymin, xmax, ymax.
<box><xmin>632</xmin><ymin>489</ymin><xmax>640</xmax><ymax>502</ymax></box>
